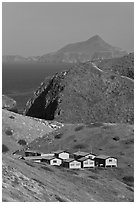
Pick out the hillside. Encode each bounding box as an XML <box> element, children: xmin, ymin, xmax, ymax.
<box><xmin>2</xmin><ymin>109</ymin><xmax>55</xmax><ymax>153</ymax></box>
<box><xmin>38</xmin><ymin>35</ymin><xmax>127</xmax><ymax>63</ymax></box>
<box><xmin>24</xmin><ymin>61</ymin><xmax>134</xmax><ymax>124</ymax></box>
<box><xmin>3</xmin><ymin>122</ymin><xmax>134</xmax><ymax>201</ymax></box>
<box><xmin>95</xmin><ymin>52</ymin><xmax>134</xmax><ymax>79</ymax></box>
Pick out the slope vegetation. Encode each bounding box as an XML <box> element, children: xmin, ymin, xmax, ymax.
<box><xmin>24</xmin><ymin>62</ymin><xmax>134</xmax><ymax>124</ymax></box>
<box><xmin>2</xmin><ymin>109</ymin><xmax>53</xmax><ymax>153</ymax></box>
<box><xmin>3</xmin><ymin>122</ymin><xmax>133</xmax><ymax>201</ymax></box>
<box><xmin>96</xmin><ymin>52</ymin><xmax>134</xmax><ymax>79</ymax></box>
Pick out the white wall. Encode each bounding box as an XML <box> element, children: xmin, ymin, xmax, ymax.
<box><xmin>83</xmin><ymin>159</ymin><xmax>95</xmax><ymax>168</ymax></box>
<box><xmin>58</xmin><ymin>152</ymin><xmax>69</xmax><ymax>159</ymax></box>
<box><xmin>41</xmin><ymin>153</ymin><xmax>54</xmax><ymax>157</ymax></box>
<box><xmin>106</xmin><ymin>158</ymin><xmax>117</xmax><ymax>167</ymax></box>
<box><xmin>50</xmin><ymin>158</ymin><xmax>62</xmax><ymax>166</ymax></box>
<box><xmin>85</xmin><ymin>154</ymin><xmax>96</xmax><ymax>159</ymax></box>
<box><xmin>69</xmin><ymin>161</ymin><xmax>81</xmax><ymax>169</ymax></box>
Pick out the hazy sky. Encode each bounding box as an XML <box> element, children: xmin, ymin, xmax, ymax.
<box><xmin>2</xmin><ymin>2</ymin><xmax>134</xmax><ymax>57</ymax></box>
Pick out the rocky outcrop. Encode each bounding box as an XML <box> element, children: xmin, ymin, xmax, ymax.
<box><xmin>2</xmin><ymin>95</ymin><xmax>18</xmax><ymax>113</ymax></box>
<box><xmin>24</xmin><ymin>61</ymin><xmax>134</xmax><ymax>124</ymax></box>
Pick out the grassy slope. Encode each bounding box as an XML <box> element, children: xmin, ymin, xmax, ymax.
<box><xmin>96</xmin><ymin>53</ymin><xmax>134</xmax><ymax>79</ymax></box>
<box><xmin>25</xmin><ymin>123</ymin><xmax>134</xmax><ymax>191</ymax></box>
<box><xmin>2</xmin><ymin>109</ymin><xmax>53</xmax><ymax>153</ymax></box>
<box><xmin>3</xmin><ymin>153</ymin><xmax>133</xmax><ymax>202</ymax></box>
<box><xmin>2</xmin><ymin>110</ymin><xmax>134</xmax><ymax>201</ymax></box>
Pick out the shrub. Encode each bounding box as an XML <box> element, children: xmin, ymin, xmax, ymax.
<box><xmin>2</xmin><ymin>144</ymin><xmax>9</xmax><ymax>153</ymax></box>
<box><xmin>125</xmin><ymin>139</ymin><xmax>134</xmax><ymax>145</ymax></box>
<box><xmin>54</xmin><ymin>133</ymin><xmax>63</xmax><ymax>139</ymax></box>
<box><xmin>75</xmin><ymin>126</ymin><xmax>84</xmax><ymax>131</ymax></box>
<box><xmin>55</xmin><ymin>195</ymin><xmax>66</xmax><ymax>202</ymax></box>
<box><xmin>113</xmin><ymin>136</ymin><xmax>120</xmax><ymax>141</ymax></box>
<box><xmin>18</xmin><ymin>139</ymin><xmax>27</xmax><ymax>146</ymax></box>
<box><xmin>5</xmin><ymin>127</ymin><xmax>13</xmax><ymax>136</ymax></box>
<box><xmin>9</xmin><ymin>116</ymin><xmax>15</xmax><ymax>119</ymax></box>
<box><xmin>88</xmin><ymin>175</ymin><xmax>98</xmax><ymax>180</ymax></box>
<box><xmin>73</xmin><ymin>144</ymin><xmax>86</xmax><ymax>149</ymax></box>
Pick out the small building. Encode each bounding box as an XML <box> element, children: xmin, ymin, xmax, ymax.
<box><xmin>21</xmin><ymin>156</ymin><xmax>43</xmax><ymax>163</ymax></box>
<box><xmin>25</xmin><ymin>150</ymin><xmax>41</xmax><ymax>157</ymax></box>
<box><xmin>41</xmin><ymin>153</ymin><xmax>54</xmax><ymax>157</ymax></box>
<box><xmin>78</xmin><ymin>157</ymin><xmax>95</xmax><ymax>168</ymax></box>
<box><xmin>94</xmin><ymin>155</ymin><xmax>117</xmax><ymax>167</ymax></box>
<box><xmin>41</xmin><ymin>156</ymin><xmax>62</xmax><ymax>166</ymax></box>
<box><xmin>21</xmin><ymin>156</ymin><xmax>62</xmax><ymax>166</ymax></box>
<box><xmin>73</xmin><ymin>151</ymin><xmax>96</xmax><ymax>160</ymax></box>
<box><xmin>62</xmin><ymin>158</ymin><xmax>81</xmax><ymax>169</ymax></box>
<box><xmin>53</xmin><ymin>150</ymin><xmax>70</xmax><ymax>160</ymax></box>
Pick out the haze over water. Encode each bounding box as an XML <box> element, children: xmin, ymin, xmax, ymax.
<box><xmin>2</xmin><ymin>63</ymin><xmax>69</xmax><ymax>111</ymax></box>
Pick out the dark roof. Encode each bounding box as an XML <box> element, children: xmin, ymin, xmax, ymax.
<box><xmin>73</xmin><ymin>151</ymin><xmax>91</xmax><ymax>156</ymax></box>
<box><xmin>63</xmin><ymin>158</ymin><xmax>77</xmax><ymax>163</ymax></box>
<box><xmin>42</xmin><ymin>156</ymin><xmax>62</xmax><ymax>161</ymax></box>
<box><xmin>22</xmin><ymin>156</ymin><xmax>43</xmax><ymax>160</ymax></box>
<box><xmin>53</xmin><ymin>150</ymin><xmax>69</xmax><ymax>154</ymax></box>
<box><xmin>25</xmin><ymin>149</ymin><xmax>41</xmax><ymax>153</ymax></box>
<box><xmin>95</xmin><ymin>155</ymin><xmax>117</xmax><ymax>160</ymax></box>
<box><xmin>78</xmin><ymin>157</ymin><xmax>94</xmax><ymax>162</ymax></box>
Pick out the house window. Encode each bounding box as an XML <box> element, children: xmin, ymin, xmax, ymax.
<box><xmin>109</xmin><ymin>159</ymin><xmax>112</xmax><ymax>162</ymax></box>
<box><xmin>53</xmin><ymin>160</ymin><xmax>57</xmax><ymax>163</ymax></box>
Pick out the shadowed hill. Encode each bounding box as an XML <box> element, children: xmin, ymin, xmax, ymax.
<box><xmin>24</xmin><ymin>61</ymin><xmax>134</xmax><ymax>124</ymax></box>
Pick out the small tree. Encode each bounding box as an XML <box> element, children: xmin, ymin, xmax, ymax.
<box><xmin>18</xmin><ymin>139</ymin><xmax>27</xmax><ymax>146</ymax></box>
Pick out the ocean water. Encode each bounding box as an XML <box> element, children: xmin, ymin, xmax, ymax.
<box><xmin>2</xmin><ymin>62</ymin><xmax>69</xmax><ymax>112</ymax></box>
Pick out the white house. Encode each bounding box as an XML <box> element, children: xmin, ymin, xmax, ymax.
<box><xmin>42</xmin><ymin>156</ymin><xmax>62</xmax><ymax>166</ymax></box>
<box><xmin>62</xmin><ymin>158</ymin><xmax>81</xmax><ymax>169</ymax></box>
<box><xmin>94</xmin><ymin>155</ymin><xmax>117</xmax><ymax>167</ymax></box>
<box><xmin>73</xmin><ymin>151</ymin><xmax>96</xmax><ymax>160</ymax></box>
<box><xmin>78</xmin><ymin>157</ymin><xmax>95</xmax><ymax>168</ymax></box>
<box><xmin>53</xmin><ymin>150</ymin><xmax>70</xmax><ymax>160</ymax></box>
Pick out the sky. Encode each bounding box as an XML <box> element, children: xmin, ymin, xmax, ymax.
<box><xmin>2</xmin><ymin>2</ymin><xmax>134</xmax><ymax>57</ymax></box>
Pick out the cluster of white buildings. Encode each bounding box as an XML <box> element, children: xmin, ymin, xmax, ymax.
<box><xmin>17</xmin><ymin>149</ymin><xmax>117</xmax><ymax>169</ymax></box>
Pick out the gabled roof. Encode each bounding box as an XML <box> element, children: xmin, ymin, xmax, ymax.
<box><xmin>95</xmin><ymin>155</ymin><xmax>117</xmax><ymax>160</ymax></box>
<box><xmin>22</xmin><ymin>156</ymin><xmax>43</xmax><ymax>160</ymax></box>
<box><xmin>73</xmin><ymin>151</ymin><xmax>91</xmax><ymax>156</ymax></box>
<box><xmin>43</xmin><ymin>156</ymin><xmax>63</xmax><ymax>161</ymax></box>
<box><xmin>25</xmin><ymin>149</ymin><xmax>41</xmax><ymax>153</ymax></box>
<box><xmin>53</xmin><ymin>150</ymin><xmax>69</xmax><ymax>154</ymax></box>
<box><xmin>78</xmin><ymin>157</ymin><xmax>94</xmax><ymax>162</ymax></box>
<box><xmin>63</xmin><ymin>158</ymin><xmax>78</xmax><ymax>163</ymax></box>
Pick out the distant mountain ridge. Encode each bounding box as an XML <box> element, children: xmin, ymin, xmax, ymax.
<box><xmin>3</xmin><ymin>35</ymin><xmax>128</xmax><ymax>64</ymax></box>
<box><xmin>38</xmin><ymin>35</ymin><xmax>128</xmax><ymax>63</ymax></box>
